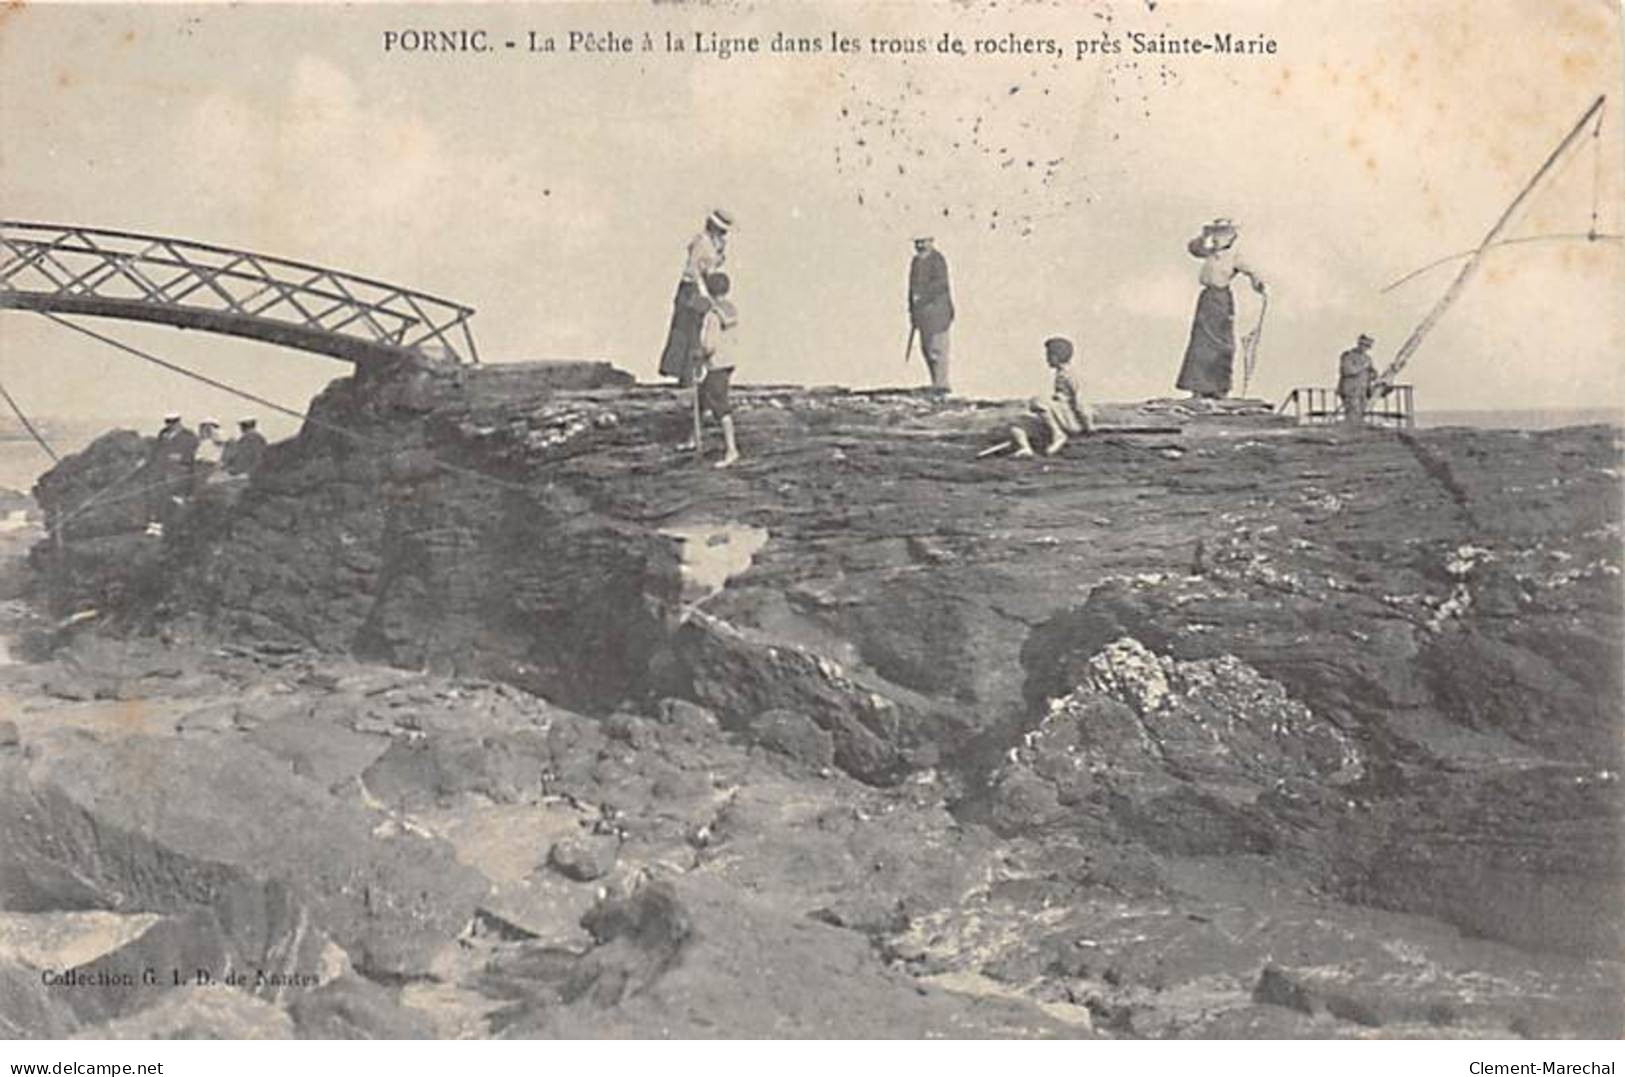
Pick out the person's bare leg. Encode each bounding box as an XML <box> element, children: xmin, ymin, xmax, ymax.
<box><xmin>680</xmin><ymin>374</ymin><xmax>706</xmax><ymax>452</ymax></box>
<box><xmin>715</xmin><ymin>415</ymin><xmax>740</xmax><ymax>468</ymax></box>
<box><xmin>1010</xmin><ymin>425</ymin><xmax>1035</xmax><ymax>458</ymax></box>
<box><xmin>1043</xmin><ymin>406</ymin><xmax>1069</xmax><ymax>455</ymax></box>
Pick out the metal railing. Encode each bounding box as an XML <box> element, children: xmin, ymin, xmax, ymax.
<box><xmin>0</xmin><ymin>220</ymin><xmax>479</xmax><ymax>366</ymax></box>
<box><xmin>1279</xmin><ymin>385</ymin><xmax>1414</xmax><ymax>428</ymax></box>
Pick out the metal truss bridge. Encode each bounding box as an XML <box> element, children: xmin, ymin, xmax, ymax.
<box><xmin>0</xmin><ymin>221</ymin><xmax>479</xmax><ymax>366</ymax></box>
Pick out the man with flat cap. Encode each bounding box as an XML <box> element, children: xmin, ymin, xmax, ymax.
<box><xmin>1175</xmin><ymin>218</ymin><xmax>1266</xmax><ymax>399</ymax></box>
<box><xmin>908</xmin><ymin>235</ymin><xmax>955</xmax><ymax>393</ymax></box>
<box><xmin>146</xmin><ymin>412</ymin><xmax>198</xmax><ymax>524</ymax></box>
<box><xmin>659</xmin><ymin>209</ymin><xmax>734</xmax><ymax>388</ymax></box>
<box><xmin>1337</xmin><ymin>333</ymin><xmax>1377</xmax><ymax>426</ymax></box>
<box><xmin>223</xmin><ymin>417</ymin><xmax>268</xmax><ymax>475</ymax></box>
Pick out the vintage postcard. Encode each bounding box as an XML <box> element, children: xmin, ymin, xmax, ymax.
<box><xmin>0</xmin><ymin>0</ymin><xmax>1621</xmax><ymax>1055</ymax></box>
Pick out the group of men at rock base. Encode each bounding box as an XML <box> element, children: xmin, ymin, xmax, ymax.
<box><xmin>657</xmin><ymin>213</ymin><xmax>1382</xmax><ymax>463</ymax></box>
<box><xmin>145</xmin><ymin>413</ymin><xmax>267</xmax><ymax>531</ymax></box>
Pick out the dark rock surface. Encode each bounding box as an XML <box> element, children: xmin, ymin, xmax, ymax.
<box><xmin>7</xmin><ymin>359</ymin><xmax>1622</xmax><ymax>1038</ymax></box>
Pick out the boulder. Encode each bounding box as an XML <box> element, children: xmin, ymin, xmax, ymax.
<box><xmin>990</xmin><ymin>637</ymin><xmax>1362</xmax><ymax>855</ymax></box>
<box><xmin>547</xmin><ymin>837</ymin><xmax>618</xmax><ymax>883</ymax></box>
<box><xmin>0</xmin><ymin>729</ymin><xmax>487</xmax><ymax>981</ymax></box>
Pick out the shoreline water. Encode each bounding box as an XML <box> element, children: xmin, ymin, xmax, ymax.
<box><xmin>1414</xmin><ymin>406</ymin><xmax>1625</xmax><ymax>430</ymax></box>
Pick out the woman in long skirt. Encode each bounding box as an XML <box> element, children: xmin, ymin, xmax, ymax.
<box><xmin>1174</xmin><ymin>219</ymin><xmax>1265</xmax><ymax>399</ymax></box>
<box><xmin>658</xmin><ymin>209</ymin><xmax>733</xmax><ymax>387</ymax></box>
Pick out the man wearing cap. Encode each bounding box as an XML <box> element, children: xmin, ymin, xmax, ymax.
<box><xmin>146</xmin><ymin>413</ymin><xmax>198</xmax><ymax>523</ymax></box>
<box><xmin>1175</xmin><ymin>218</ymin><xmax>1266</xmax><ymax>399</ymax></box>
<box><xmin>1337</xmin><ymin>334</ymin><xmax>1377</xmax><ymax>427</ymax></box>
<box><xmin>659</xmin><ymin>209</ymin><xmax>733</xmax><ymax>387</ymax></box>
<box><xmin>223</xmin><ymin>417</ymin><xmax>268</xmax><ymax>475</ymax></box>
<box><xmin>908</xmin><ymin>235</ymin><xmax>955</xmax><ymax>392</ymax></box>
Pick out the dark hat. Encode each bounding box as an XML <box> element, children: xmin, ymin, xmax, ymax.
<box><xmin>1357</xmin><ymin>333</ymin><xmax>1374</xmax><ymax>347</ymax></box>
<box><xmin>1044</xmin><ymin>336</ymin><xmax>1074</xmax><ymax>363</ymax></box>
<box><xmin>704</xmin><ymin>271</ymin><xmax>731</xmax><ymax>297</ymax></box>
<box><xmin>239</xmin><ymin>417</ymin><xmax>258</xmax><ymax>428</ymax></box>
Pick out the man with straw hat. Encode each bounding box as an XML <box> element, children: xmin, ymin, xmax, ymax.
<box><xmin>907</xmin><ymin>234</ymin><xmax>955</xmax><ymax>393</ymax></box>
<box><xmin>1174</xmin><ymin>218</ymin><xmax>1266</xmax><ymax>399</ymax></box>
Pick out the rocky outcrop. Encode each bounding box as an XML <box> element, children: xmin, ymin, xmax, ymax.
<box><xmin>13</xmin><ymin>359</ymin><xmax>1624</xmax><ymax>1037</ymax></box>
<box><xmin>31</xmin><ymin>364</ymin><xmax>1622</xmax><ymax>791</ymax></box>
<box><xmin>988</xmin><ymin>637</ymin><xmax>1362</xmax><ymax>851</ymax></box>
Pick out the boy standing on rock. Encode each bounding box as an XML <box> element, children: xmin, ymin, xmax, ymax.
<box><xmin>1008</xmin><ymin>336</ymin><xmax>1095</xmax><ymax>457</ymax></box>
<box><xmin>686</xmin><ymin>271</ymin><xmax>741</xmax><ymax>468</ymax></box>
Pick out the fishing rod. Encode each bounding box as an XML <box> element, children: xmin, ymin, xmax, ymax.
<box><xmin>1375</xmin><ymin>94</ymin><xmax>1608</xmax><ymax>393</ymax></box>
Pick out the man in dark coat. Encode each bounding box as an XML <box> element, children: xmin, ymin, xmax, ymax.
<box><xmin>146</xmin><ymin>412</ymin><xmax>198</xmax><ymax>525</ymax></box>
<box><xmin>908</xmin><ymin>235</ymin><xmax>955</xmax><ymax>392</ymax></box>
<box><xmin>1337</xmin><ymin>334</ymin><xmax>1377</xmax><ymax>426</ymax></box>
<box><xmin>223</xmin><ymin>417</ymin><xmax>268</xmax><ymax>475</ymax></box>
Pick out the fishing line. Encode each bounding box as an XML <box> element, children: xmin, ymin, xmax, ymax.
<box><xmin>1591</xmin><ymin>98</ymin><xmax>1607</xmax><ymax>239</ymax></box>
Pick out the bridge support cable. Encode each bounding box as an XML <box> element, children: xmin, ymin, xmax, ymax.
<box><xmin>0</xmin><ymin>373</ymin><xmax>59</xmax><ymax>463</ymax></box>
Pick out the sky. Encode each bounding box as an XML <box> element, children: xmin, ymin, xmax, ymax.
<box><xmin>1</xmin><ymin>0</ymin><xmax>1622</xmax><ymax>446</ymax></box>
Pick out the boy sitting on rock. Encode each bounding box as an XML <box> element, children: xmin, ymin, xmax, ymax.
<box><xmin>1009</xmin><ymin>336</ymin><xmax>1095</xmax><ymax>457</ymax></box>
